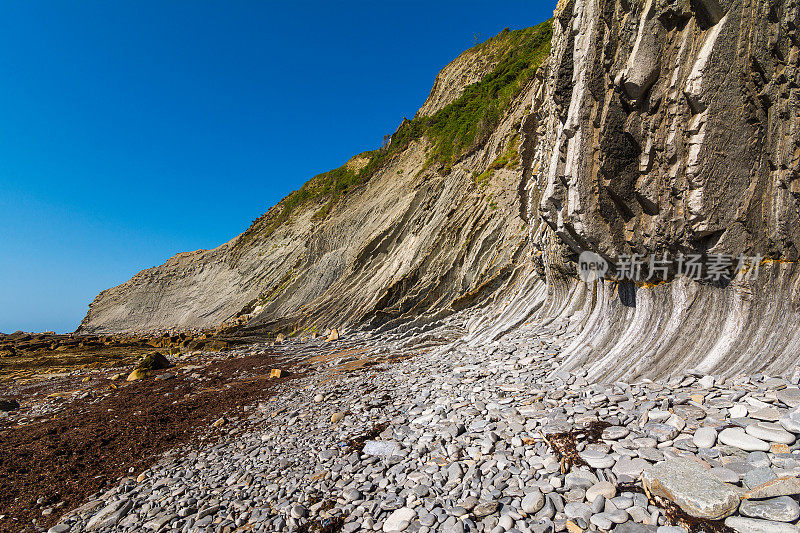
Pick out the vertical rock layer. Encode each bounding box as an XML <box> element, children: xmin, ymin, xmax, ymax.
<box><xmin>538</xmin><ymin>0</ymin><xmax>800</xmax><ymax>261</ymax></box>
<box><xmin>484</xmin><ymin>0</ymin><xmax>800</xmax><ymax>380</ymax></box>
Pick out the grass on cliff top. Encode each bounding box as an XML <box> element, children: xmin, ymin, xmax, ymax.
<box><xmin>243</xmin><ymin>21</ymin><xmax>552</xmax><ymax>238</ymax></box>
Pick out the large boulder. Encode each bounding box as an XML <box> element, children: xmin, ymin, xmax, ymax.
<box><xmin>642</xmin><ymin>458</ymin><xmax>742</xmax><ymax>520</ymax></box>
<box><xmin>136</xmin><ymin>351</ymin><xmax>171</xmax><ymax>371</ymax></box>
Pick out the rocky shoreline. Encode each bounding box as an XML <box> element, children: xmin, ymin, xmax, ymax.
<box><xmin>43</xmin><ymin>319</ymin><xmax>800</xmax><ymax>533</ymax></box>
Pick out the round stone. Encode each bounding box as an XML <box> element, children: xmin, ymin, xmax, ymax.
<box><xmin>290</xmin><ymin>504</ymin><xmax>308</xmax><ymax>519</ymax></box>
<box><xmin>498</xmin><ymin>515</ymin><xmax>514</xmax><ymax>530</ymax></box>
<box><xmin>586</xmin><ymin>481</ymin><xmax>617</xmax><ymax>503</ymax></box>
<box><xmin>693</xmin><ymin>427</ymin><xmax>717</xmax><ymax>448</ymax></box>
<box><xmin>521</xmin><ymin>490</ymin><xmax>544</xmax><ymax>514</ymax></box>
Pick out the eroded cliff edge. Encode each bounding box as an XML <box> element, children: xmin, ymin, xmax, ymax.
<box><xmin>82</xmin><ymin>1</ymin><xmax>800</xmax><ymax>380</ymax></box>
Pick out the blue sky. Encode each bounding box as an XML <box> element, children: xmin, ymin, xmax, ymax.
<box><xmin>0</xmin><ymin>1</ymin><xmax>557</xmax><ymax>334</ymax></box>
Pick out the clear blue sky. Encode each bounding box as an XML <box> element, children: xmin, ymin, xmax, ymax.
<box><xmin>0</xmin><ymin>1</ymin><xmax>557</xmax><ymax>334</ymax></box>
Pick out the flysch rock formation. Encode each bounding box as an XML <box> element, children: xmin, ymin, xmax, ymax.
<box><xmin>490</xmin><ymin>0</ymin><xmax>800</xmax><ymax>382</ymax></box>
<box><xmin>80</xmin><ymin>0</ymin><xmax>800</xmax><ymax>382</ymax></box>
<box><xmin>78</xmin><ymin>24</ymin><xmax>553</xmax><ymax>341</ymax></box>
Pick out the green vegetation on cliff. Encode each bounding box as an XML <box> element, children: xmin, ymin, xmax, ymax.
<box><xmin>245</xmin><ymin>21</ymin><xmax>552</xmax><ymax>238</ymax></box>
<box><xmin>393</xmin><ymin>23</ymin><xmax>551</xmax><ymax>172</ymax></box>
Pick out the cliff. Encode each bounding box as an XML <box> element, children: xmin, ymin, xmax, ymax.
<box><xmin>79</xmin><ymin>24</ymin><xmax>553</xmax><ymax>338</ymax></box>
<box><xmin>470</xmin><ymin>0</ymin><xmax>800</xmax><ymax>381</ymax></box>
<box><xmin>81</xmin><ymin>0</ymin><xmax>800</xmax><ymax>380</ymax></box>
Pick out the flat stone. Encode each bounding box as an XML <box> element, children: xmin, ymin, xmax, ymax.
<box><xmin>613</xmin><ymin>457</ymin><xmax>649</xmax><ymax>478</ymax></box>
<box><xmin>740</xmin><ymin>496</ymin><xmax>800</xmax><ymax>522</ymax></box>
<box><xmin>746</xmin><ymin>422</ymin><xmax>796</xmax><ymax>444</ymax></box>
<box><xmin>642</xmin><ymin>458</ymin><xmax>742</xmax><ymax>520</ymax></box>
<box><xmin>603</xmin><ymin>426</ymin><xmax>630</xmax><ymax>440</ymax></box>
<box><xmin>85</xmin><ymin>499</ymin><xmax>132</xmax><ymax>531</ymax></box>
<box><xmin>780</xmin><ymin>406</ymin><xmax>800</xmax><ymax>433</ymax></box>
<box><xmin>772</xmin><ymin>443</ymin><xmax>791</xmax><ymax>454</ymax></box>
<box><xmin>724</xmin><ymin>516</ymin><xmax>800</xmax><ymax>533</ymax></box>
<box><xmin>750</xmin><ymin>407</ymin><xmax>782</xmax><ymax>422</ymax></box>
<box><xmin>746</xmin><ymin>476</ymin><xmax>800</xmax><ymax>499</ymax></box>
<box><xmin>719</xmin><ymin>427</ymin><xmax>771</xmax><ymax>451</ymax></box>
<box><xmin>343</xmin><ymin>488</ymin><xmax>362</xmax><ymax>502</ymax></box>
<box><xmin>648</xmin><ymin>410</ymin><xmax>672</xmax><ymax>422</ymax></box>
<box><xmin>693</xmin><ymin>427</ymin><xmax>717</xmax><ymax>448</ymax></box>
<box><xmin>749</xmin><ymin>451</ymin><xmax>772</xmax><ymax>468</ymax></box>
<box><xmin>730</xmin><ymin>404</ymin><xmax>749</xmax><ymax>418</ymax></box>
<box><xmin>565</xmin><ymin>470</ymin><xmax>599</xmax><ymax>490</ymax></box>
<box><xmin>472</xmin><ymin>501</ymin><xmax>499</xmax><ymax>517</ymax></box>
<box><xmin>363</xmin><ymin>440</ymin><xmax>401</xmax><ymax>457</ymax></box>
<box><xmin>699</xmin><ymin>375</ymin><xmax>716</xmax><ymax>388</ymax></box>
<box><xmin>563</xmin><ymin>502</ymin><xmax>592</xmax><ymax>523</ymax></box>
<box><xmin>777</xmin><ymin>388</ymin><xmax>800</xmax><ymax>408</ymax></box>
<box><xmin>709</xmin><ymin>467</ymin><xmax>740</xmax><ymax>483</ymax></box>
<box><xmin>579</xmin><ymin>449</ymin><xmax>615</xmax><ymax>469</ymax></box>
<box><xmin>665</xmin><ymin>414</ymin><xmax>686</xmax><ymax>431</ymax></box>
<box><xmin>383</xmin><ymin>507</ymin><xmax>416</xmax><ymax>532</ymax></box>
<box><xmin>419</xmin><ymin>512</ymin><xmax>436</xmax><ymax>527</ymax></box>
<box><xmin>643</xmin><ymin>422</ymin><xmax>678</xmax><ymax>442</ymax></box>
<box><xmin>142</xmin><ymin>513</ymin><xmax>177</xmax><ymax>531</ymax></box>
<box><xmin>590</xmin><ymin>513</ymin><xmax>613</xmax><ymax>530</ymax></box>
<box><xmin>637</xmin><ymin>447</ymin><xmax>664</xmax><ymax>462</ymax></box>
<box><xmin>459</xmin><ymin>496</ymin><xmax>478</xmax><ymax>511</ymax></box>
<box><xmin>614</xmin><ymin>523</ymin><xmax>658</xmax><ymax>533</ymax></box>
<box><xmin>627</xmin><ymin>505</ymin><xmax>652</xmax><ymax>523</ymax></box>
<box><xmin>744</xmin><ymin>467</ymin><xmax>778</xmax><ymax>489</ymax></box>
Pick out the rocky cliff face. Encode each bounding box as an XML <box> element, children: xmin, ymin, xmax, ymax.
<box><xmin>82</xmin><ymin>2</ymin><xmax>800</xmax><ymax>381</ymax></box>
<box><xmin>539</xmin><ymin>0</ymin><xmax>800</xmax><ymax>262</ymax></box>
<box><xmin>79</xmin><ymin>24</ymin><xmax>552</xmax><ymax>339</ymax></box>
<box><xmin>481</xmin><ymin>0</ymin><xmax>800</xmax><ymax>381</ymax></box>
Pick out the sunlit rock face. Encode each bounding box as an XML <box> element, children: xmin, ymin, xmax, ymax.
<box><xmin>80</xmin><ymin>2</ymin><xmax>800</xmax><ymax>382</ymax></box>
<box><xmin>79</xmin><ymin>32</ymin><xmax>551</xmax><ymax>337</ymax></box>
<box><xmin>537</xmin><ymin>0</ymin><xmax>800</xmax><ymax>262</ymax></box>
